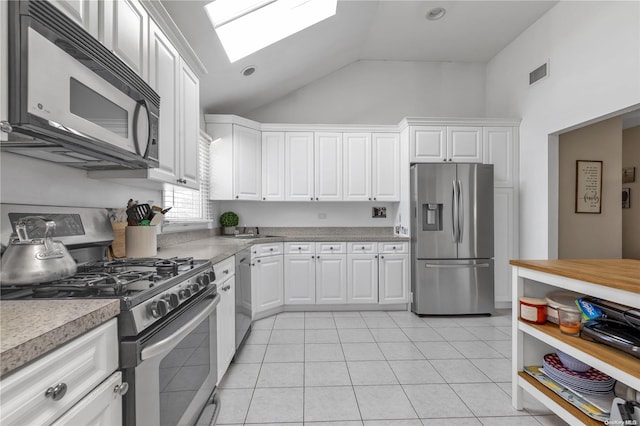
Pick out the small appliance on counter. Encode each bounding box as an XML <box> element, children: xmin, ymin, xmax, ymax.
<box><xmin>1</xmin><ymin>204</ymin><xmax>220</xmax><ymax>426</ymax></box>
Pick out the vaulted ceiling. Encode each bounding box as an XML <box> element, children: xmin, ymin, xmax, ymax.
<box><xmin>161</xmin><ymin>0</ymin><xmax>557</xmax><ymax>115</ymax></box>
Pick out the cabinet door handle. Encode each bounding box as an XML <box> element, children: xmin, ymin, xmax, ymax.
<box><xmin>114</xmin><ymin>382</ymin><xmax>129</xmax><ymax>396</ymax></box>
<box><xmin>381</xmin><ymin>256</ymin><xmax>384</xmax><ymax>259</ymax></box>
<box><xmin>311</xmin><ymin>255</ymin><xmax>315</xmax><ymax>259</ymax></box>
<box><xmin>375</xmin><ymin>255</ymin><xmax>378</xmax><ymax>258</ymax></box>
<box><xmin>45</xmin><ymin>383</ymin><xmax>67</xmax><ymax>401</ymax></box>
<box><xmin>310</xmin><ymin>197</ymin><xmax>313</xmax><ymax>200</ymax></box>
<box><xmin>270</xmin><ymin>248</ymin><xmax>273</xmax><ymax>251</ymax></box>
<box><xmin>257</xmin><ymin>259</ymin><xmax>261</xmax><ymax>263</ymax></box>
<box><xmin>316</xmin><ymin>197</ymin><xmax>319</xmax><ymax>200</ymax></box>
<box><xmin>223</xmin><ymin>269</ymin><xmax>229</xmax><ymax>274</ymax></box>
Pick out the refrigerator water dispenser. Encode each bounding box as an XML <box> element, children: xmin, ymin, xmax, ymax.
<box><xmin>423</xmin><ymin>203</ymin><xmax>442</xmax><ymax>231</ymax></box>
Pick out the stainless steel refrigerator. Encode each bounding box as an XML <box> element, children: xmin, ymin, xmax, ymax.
<box><xmin>410</xmin><ymin>163</ymin><xmax>495</xmax><ymax>315</ymax></box>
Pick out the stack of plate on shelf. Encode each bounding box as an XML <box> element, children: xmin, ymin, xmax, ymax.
<box><xmin>543</xmin><ymin>353</ymin><xmax>615</xmax><ymax>395</ymax></box>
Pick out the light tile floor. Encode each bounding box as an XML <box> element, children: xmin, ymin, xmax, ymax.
<box><xmin>216</xmin><ymin>310</ymin><xmax>568</xmax><ymax>425</ymax></box>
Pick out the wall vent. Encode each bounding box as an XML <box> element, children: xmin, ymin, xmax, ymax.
<box><xmin>529</xmin><ymin>62</ymin><xmax>549</xmax><ymax>85</ymax></box>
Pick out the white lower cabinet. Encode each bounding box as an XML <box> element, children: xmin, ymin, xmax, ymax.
<box><xmin>284</xmin><ymin>254</ymin><xmax>316</xmax><ymax>304</ymax></box>
<box><xmin>315</xmin><ymin>254</ymin><xmax>347</xmax><ymax>304</ymax></box>
<box><xmin>0</xmin><ymin>319</ymin><xmax>119</xmax><ymax>426</ymax></box>
<box><xmin>347</xmin><ymin>254</ymin><xmax>378</xmax><ymax>304</ymax></box>
<box><xmin>216</xmin><ymin>274</ymin><xmax>236</xmax><ymax>381</ymax></box>
<box><xmin>252</xmin><ymin>254</ymin><xmax>284</xmax><ymax>316</ymax></box>
<box><xmin>379</xmin><ymin>254</ymin><xmax>409</xmax><ymax>304</ymax></box>
<box><xmin>51</xmin><ymin>371</ymin><xmax>123</xmax><ymax>426</ymax></box>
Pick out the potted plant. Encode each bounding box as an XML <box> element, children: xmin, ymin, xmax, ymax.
<box><xmin>219</xmin><ymin>211</ymin><xmax>239</xmax><ymax>235</ymax></box>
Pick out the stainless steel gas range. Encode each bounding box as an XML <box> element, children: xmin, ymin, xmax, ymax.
<box><xmin>0</xmin><ymin>204</ymin><xmax>221</xmax><ymax>426</ymax></box>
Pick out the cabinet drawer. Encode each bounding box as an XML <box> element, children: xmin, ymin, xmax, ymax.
<box><xmin>284</xmin><ymin>242</ymin><xmax>315</xmax><ymax>254</ymax></box>
<box><xmin>316</xmin><ymin>242</ymin><xmax>346</xmax><ymax>254</ymax></box>
<box><xmin>378</xmin><ymin>242</ymin><xmax>408</xmax><ymax>253</ymax></box>
<box><xmin>252</xmin><ymin>243</ymin><xmax>283</xmax><ymax>258</ymax></box>
<box><xmin>213</xmin><ymin>256</ymin><xmax>235</xmax><ymax>283</ymax></box>
<box><xmin>0</xmin><ymin>319</ymin><xmax>118</xmax><ymax>426</ymax></box>
<box><xmin>347</xmin><ymin>242</ymin><xmax>377</xmax><ymax>254</ymax></box>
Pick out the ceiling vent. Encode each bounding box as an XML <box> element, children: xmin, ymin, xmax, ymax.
<box><xmin>529</xmin><ymin>61</ymin><xmax>549</xmax><ymax>86</ymax></box>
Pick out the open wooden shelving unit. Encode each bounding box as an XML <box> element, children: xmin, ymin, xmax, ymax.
<box><xmin>510</xmin><ymin>259</ymin><xmax>640</xmax><ymax>426</ymax></box>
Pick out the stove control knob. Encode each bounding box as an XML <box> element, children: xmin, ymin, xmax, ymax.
<box><xmin>163</xmin><ymin>293</ymin><xmax>179</xmax><ymax>308</ymax></box>
<box><xmin>208</xmin><ymin>270</ymin><xmax>216</xmax><ymax>282</ymax></box>
<box><xmin>190</xmin><ymin>283</ymin><xmax>200</xmax><ymax>293</ymax></box>
<box><xmin>149</xmin><ymin>299</ymin><xmax>169</xmax><ymax>318</ymax></box>
<box><xmin>179</xmin><ymin>288</ymin><xmax>192</xmax><ymax>299</ymax></box>
<box><xmin>197</xmin><ymin>274</ymin><xmax>210</xmax><ymax>287</ymax></box>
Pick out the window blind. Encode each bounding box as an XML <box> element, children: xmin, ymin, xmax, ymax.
<box><xmin>162</xmin><ymin>135</ymin><xmax>213</xmax><ymax>222</ymax></box>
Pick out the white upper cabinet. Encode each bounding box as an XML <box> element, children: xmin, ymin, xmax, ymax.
<box><xmin>178</xmin><ymin>59</ymin><xmax>200</xmax><ymax>188</ymax></box>
<box><xmin>447</xmin><ymin>126</ymin><xmax>482</xmax><ymax>162</ymax></box>
<box><xmin>314</xmin><ymin>132</ymin><xmax>343</xmax><ymax>201</ymax></box>
<box><xmin>285</xmin><ymin>132</ymin><xmax>314</xmax><ymax>201</ymax></box>
<box><xmin>372</xmin><ymin>133</ymin><xmax>400</xmax><ymax>201</ymax></box>
<box><xmin>343</xmin><ymin>133</ymin><xmax>372</xmax><ymax>201</ymax></box>
<box><xmin>147</xmin><ymin>20</ymin><xmax>179</xmax><ymax>184</ymax></box>
<box><xmin>262</xmin><ymin>132</ymin><xmax>285</xmax><ymax>201</ymax></box>
<box><xmin>411</xmin><ymin>126</ymin><xmax>447</xmax><ymax>162</ymax></box>
<box><xmin>411</xmin><ymin>125</ymin><xmax>482</xmax><ymax>163</ymax></box>
<box><xmin>208</xmin><ymin>120</ymin><xmax>261</xmax><ymax>200</ymax></box>
<box><xmin>48</xmin><ymin>0</ymin><xmax>99</xmax><ymax>37</ymax></box>
<box><xmin>103</xmin><ymin>0</ymin><xmax>148</xmax><ymax>79</ymax></box>
<box><xmin>233</xmin><ymin>125</ymin><xmax>262</xmax><ymax>200</ymax></box>
<box><xmin>483</xmin><ymin>127</ymin><xmax>516</xmax><ymax>187</ymax></box>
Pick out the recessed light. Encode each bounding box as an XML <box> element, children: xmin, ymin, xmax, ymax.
<box><xmin>241</xmin><ymin>65</ymin><xmax>256</xmax><ymax>76</ymax></box>
<box><xmin>426</xmin><ymin>7</ymin><xmax>446</xmax><ymax>21</ymax></box>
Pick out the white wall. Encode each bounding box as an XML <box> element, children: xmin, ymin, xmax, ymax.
<box><xmin>485</xmin><ymin>1</ymin><xmax>640</xmax><ymax>259</ymax></box>
<box><xmin>623</xmin><ymin>125</ymin><xmax>640</xmax><ymax>259</ymax></box>
<box><xmin>245</xmin><ymin>60</ymin><xmax>486</xmax><ymax>125</ymax></box>
<box><xmin>0</xmin><ymin>153</ymin><xmax>161</xmax><ymax>209</ymax></box>
<box><xmin>216</xmin><ymin>201</ymin><xmax>398</xmax><ymax>228</ymax></box>
<box><xmin>558</xmin><ymin>117</ymin><xmax>622</xmax><ymax>259</ymax></box>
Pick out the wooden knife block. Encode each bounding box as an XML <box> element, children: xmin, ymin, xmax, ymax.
<box><xmin>110</xmin><ymin>222</ymin><xmax>127</xmax><ymax>258</ymax></box>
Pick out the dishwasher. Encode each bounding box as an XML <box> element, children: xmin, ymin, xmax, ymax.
<box><xmin>234</xmin><ymin>248</ymin><xmax>252</xmax><ymax>349</ymax></box>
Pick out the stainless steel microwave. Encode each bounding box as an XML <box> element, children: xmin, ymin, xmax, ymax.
<box><xmin>2</xmin><ymin>0</ymin><xmax>159</xmax><ymax>170</ymax></box>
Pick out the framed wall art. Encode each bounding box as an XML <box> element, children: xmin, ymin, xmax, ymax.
<box><xmin>622</xmin><ymin>166</ymin><xmax>636</xmax><ymax>183</ymax></box>
<box><xmin>575</xmin><ymin>160</ymin><xmax>602</xmax><ymax>213</ymax></box>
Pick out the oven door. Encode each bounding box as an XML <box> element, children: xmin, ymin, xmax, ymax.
<box><xmin>122</xmin><ymin>290</ymin><xmax>220</xmax><ymax>426</ymax></box>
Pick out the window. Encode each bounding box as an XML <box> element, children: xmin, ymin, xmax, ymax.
<box><xmin>205</xmin><ymin>0</ymin><xmax>337</xmax><ymax>62</ymax></box>
<box><xmin>162</xmin><ymin>134</ymin><xmax>213</xmax><ymax>223</ymax></box>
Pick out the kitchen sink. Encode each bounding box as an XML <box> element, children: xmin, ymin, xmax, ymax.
<box><xmin>221</xmin><ymin>234</ymin><xmax>276</xmax><ymax>239</ymax></box>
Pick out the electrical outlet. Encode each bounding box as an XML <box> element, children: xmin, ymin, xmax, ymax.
<box><xmin>372</xmin><ymin>207</ymin><xmax>387</xmax><ymax>218</ymax></box>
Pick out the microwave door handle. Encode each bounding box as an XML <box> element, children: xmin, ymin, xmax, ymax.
<box><xmin>141</xmin><ymin>294</ymin><xmax>221</xmax><ymax>361</ymax></box>
<box><xmin>132</xmin><ymin>100</ymin><xmax>152</xmax><ymax>159</ymax></box>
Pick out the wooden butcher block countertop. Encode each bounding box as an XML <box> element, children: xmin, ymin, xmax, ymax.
<box><xmin>509</xmin><ymin>259</ymin><xmax>640</xmax><ymax>294</ymax></box>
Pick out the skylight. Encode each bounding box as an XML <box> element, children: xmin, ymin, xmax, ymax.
<box><xmin>205</xmin><ymin>0</ymin><xmax>338</xmax><ymax>63</ymax></box>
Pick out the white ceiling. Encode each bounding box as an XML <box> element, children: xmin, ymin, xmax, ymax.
<box><xmin>160</xmin><ymin>0</ymin><xmax>558</xmax><ymax>115</ymax></box>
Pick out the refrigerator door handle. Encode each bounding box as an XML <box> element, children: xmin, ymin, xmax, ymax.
<box><xmin>457</xmin><ymin>180</ymin><xmax>464</xmax><ymax>244</ymax></box>
<box><xmin>451</xmin><ymin>180</ymin><xmax>458</xmax><ymax>243</ymax></box>
<box><xmin>424</xmin><ymin>263</ymin><xmax>490</xmax><ymax>268</ymax></box>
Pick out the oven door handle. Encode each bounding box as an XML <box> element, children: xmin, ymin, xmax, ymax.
<box><xmin>141</xmin><ymin>294</ymin><xmax>221</xmax><ymax>361</ymax></box>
